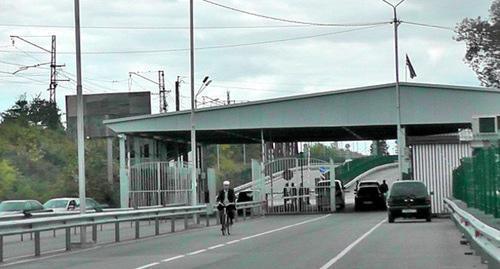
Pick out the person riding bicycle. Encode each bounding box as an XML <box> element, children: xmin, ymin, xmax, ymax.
<box><xmin>216</xmin><ymin>180</ymin><xmax>236</xmax><ymax>226</ymax></box>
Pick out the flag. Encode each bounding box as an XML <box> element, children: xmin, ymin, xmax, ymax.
<box><xmin>406</xmin><ymin>54</ymin><xmax>417</xmax><ymax>79</ymax></box>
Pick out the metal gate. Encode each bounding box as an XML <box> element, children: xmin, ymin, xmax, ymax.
<box><xmin>260</xmin><ymin>158</ymin><xmax>336</xmax><ymax>214</ymax></box>
<box><xmin>129</xmin><ymin>161</ymin><xmax>192</xmax><ymax>207</ymax></box>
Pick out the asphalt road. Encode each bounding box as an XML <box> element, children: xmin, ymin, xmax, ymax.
<box><xmin>1</xmin><ymin>209</ymin><xmax>486</xmax><ymax>269</ymax></box>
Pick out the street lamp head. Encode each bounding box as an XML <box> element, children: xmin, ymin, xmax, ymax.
<box><xmin>202</xmin><ymin>76</ymin><xmax>209</xmax><ymax>84</ymax></box>
<box><xmin>205</xmin><ymin>80</ymin><xmax>212</xmax><ymax>87</ymax></box>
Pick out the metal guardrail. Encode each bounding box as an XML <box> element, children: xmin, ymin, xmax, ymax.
<box><xmin>444</xmin><ymin>198</ymin><xmax>500</xmax><ymax>268</ymax></box>
<box><xmin>0</xmin><ymin>202</ymin><xmax>263</xmax><ymax>263</ymax></box>
<box><xmin>0</xmin><ymin>204</ymin><xmax>188</xmax><ymax>223</ymax></box>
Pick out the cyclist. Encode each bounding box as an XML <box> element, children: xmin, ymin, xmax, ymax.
<box><xmin>216</xmin><ymin>180</ymin><xmax>236</xmax><ymax>228</ymax></box>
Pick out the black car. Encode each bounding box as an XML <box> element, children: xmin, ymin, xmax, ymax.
<box><xmin>386</xmin><ymin>181</ymin><xmax>432</xmax><ymax>223</ymax></box>
<box><xmin>354</xmin><ymin>186</ymin><xmax>385</xmax><ymax>211</ymax></box>
<box><xmin>236</xmin><ymin>190</ymin><xmax>253</xmax><ymax>215</ymax></box>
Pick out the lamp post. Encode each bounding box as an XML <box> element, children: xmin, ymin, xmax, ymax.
<box><xmin>381</xmin><ymin>0</ymin><xmax>406</xmax><ymax>181</ymax></box>
<box><xmin>189</xmin><ymin>73</ymin><xmax>212</xmax><ymax>217</ymax></box>
<box><xmin>73</xmin><ymin>0</ymin><xmax>87</xmax><ymax>245</ymax></box>
<box><xmin>189</xmin><ymin>0</ymin><xmax>197</xmax><ymax>218</ymax></box>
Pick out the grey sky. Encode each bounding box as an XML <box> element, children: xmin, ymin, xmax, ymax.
<box><xmin>0</xmin><ymin>0</ymin><xmax>492</xmax><ymax>117</ymax></box>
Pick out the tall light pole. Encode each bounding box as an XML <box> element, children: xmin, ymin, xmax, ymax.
<box><xmin>382</xmin><ymin>0</ymin><xmax>406</xmax><ymax>181</ymax></box>
<box><xmin>73</xmin><ymin>0</ymin><xmax>87</xmax><ymax>244</ymax></box>
<box><xmin>189</xmin><ymin>0</ymin><xmax>197</xmax><ymax>214</ymax></box>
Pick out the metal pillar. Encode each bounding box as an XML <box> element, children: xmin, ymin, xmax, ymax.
<box><xmin>189</xmin><ymin>0</ymin><xmax>198</xmax><ymax>224</ymax></box>
<box><xmin>73</xmin><ymin>0</ymin><xmax>87</xmax><ymax>245</ymax></box>
<box><xmin>119</xmin><ymin>135</ymin><xmax>129</xmax><ymax>208</ymax></box>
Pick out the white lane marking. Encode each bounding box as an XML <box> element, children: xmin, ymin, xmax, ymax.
<box><xmin>187</xmin><ymin>249</ymin><xmax>207</xmax><ymax>256</ymax></box>
<box><xmin>156</xmin><ymin>214</ymin><xmax>331</xmax><ymax>267</ymax></box>
<box><xmin>319</xmin><ymin>218</ymin><xmax>386</xmax><ymax>269</ymax></box>
<box><xmin>161</xmin><ymin>255</ymin><xmax>185</xmax><ymax>262</ymax></box>
<box><xmin>135</xmin><ymin>262</ymin><xmax>160</xmax><ymax>269</ymax></box>
<box><xmin>207</xmin><ymin>244</ymin><xmax>225</xmax><ymax>250</ymax></box>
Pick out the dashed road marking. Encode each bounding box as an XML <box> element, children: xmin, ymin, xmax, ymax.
<box><xmin>135</xmin><ymin>262</ymin><xmax>159</xmax><ymax>269</ymax></box>
<box><xmin>186</xmin><ymin>249</ymin><xmax>207</xmax><ymax>256</ymax></box>
<box><xmin>319</xmin><ymin>218</ymin><xmax>386</xmax><ymax>269</ymax></box>
<box><xmin>136</xmin><ymin>214</ymin><xmax>331</xmax><ymax>268</ymax></box>
<box><xmin>161</xmin><ymin>255</ymin><xmax>185</xmax><ymax>262</ymax></box>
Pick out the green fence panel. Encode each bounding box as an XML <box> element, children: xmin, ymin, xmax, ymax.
<box><xmin>452</xmin><ymin>144</ymin><xmax>500</xmax><ymax>218</ymax></box>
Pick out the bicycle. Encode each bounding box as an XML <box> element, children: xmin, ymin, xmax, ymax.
<box><xmin>218</xmin><ymin>202</ymin><xmax>234</xmax><ymax>236</ymax></box>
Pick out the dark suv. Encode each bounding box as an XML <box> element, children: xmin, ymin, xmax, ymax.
<box><xmin>354</xmin><ymin>186</ymin><xmax>385</xmax><ymax>211</ymax></box>
<box><xmin>386</xmin><ymin>181</ymin><xmax>431</xmax><ymax>223</ymax></box>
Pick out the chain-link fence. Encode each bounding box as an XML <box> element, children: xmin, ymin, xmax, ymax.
<box><xmin>453</xmin><ymin>145</ymin><xmax>500</xmax><ymax>218</ymax></box>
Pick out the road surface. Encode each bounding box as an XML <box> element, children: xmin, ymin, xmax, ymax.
<box><xmin>1</xmin><ymin>210</ymin><xmax>485</xmax><ymax>269</ymax></box>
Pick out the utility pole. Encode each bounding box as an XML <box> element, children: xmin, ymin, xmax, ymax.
<box><xmin>49</xmin><ymin>35</ymin><xmax>58</xmax><ymax>103</ymax></box>
<box><xmin>382</xmin><ymin>0</ymin><xmax>406</xmax><ymax>181</ymax></box>
<box><xmin>158</xmin><ymin>70</ymin><xmax>167</xmax><ymax>113</ymax></box>
<box><xmin>189</xmin><ymin>0</ymin><xmax>198</xmax><ymax>221</ymax></box>
<box><xmin>175</xmin><ymin>76</ymin><xmax>181</xmax><ymax>111</ymax></box>
<box><xmin>226</xmin><ymin>90</ymin><xmax>230</xmax><ymax>105</ymax></box>
<box><xmin>129</xmin><ymin>71</ymin><xmax>168</xmax><ymax>113</ymax></box>
<box><xmin>10</xmin><ymin>35</ymin><xmax>66</xmax><ymax>104</ymax></box>
<box><xmin>73</xmin><ymin>0</ymin><xmax>87</xmax><ymax>245</ymax></box>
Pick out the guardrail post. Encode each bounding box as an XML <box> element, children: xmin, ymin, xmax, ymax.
<box><xmin>53</xmin><ymin>229</ymin><xmax>56</xmax><ymax>238</ymax></box>
<box><xmin>205</xmin><ymin>209</ymin><xmax>210</xmax><ymax>227</ymax></box>
<box><xmin>243</xmin><ymin>207</ymin><xmax>247</xmax><ymax>220</ymax></box>
<box><xmin>34</xmin><ymin>231</ymin><xmax>41</xmax><ymax>257</ymax></box>
<box><xmin>171</xmin><ymin>217</ymin><xmax>175</xmax><ymax>233</ymax></box>
<box><xmin>155</xmin><ymin>217</ymin><xmax>160</xmax><ymax>236</ymax></box>
<box><xmin>115</xmin><ymin>222</ymin><xmax>120</xmax><ymax>242</ymax></box>
<box><xmin>184</xmin><ymin>215</ymin><xmax>188</xmax><ymax>230</ymax></box>
<box><xmin>92</xmin><ymin>224</ymin><xmax>97</xmax><ymax>242</ymax></box>
<box><xmin>65</xmin><ymin>228</ymin><xmax>71</xmax><ymax>251</ymax></box>
<box><xmin>135</xmin><ymin>220</ymin><xmax>140</xmax><ymax>239</ymax></box>
<box><xmin>0</xmin><ymin>235</ymin><xmax>3</xmax><ymax>263</ymax></box>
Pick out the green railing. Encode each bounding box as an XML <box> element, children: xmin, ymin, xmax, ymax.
<box><xmin>453</xmin><ymin>145</ymin><xmax>500</xmax><ymax>218</ymax></box>
<box><xmin>335</xmin><ymin>155</ymin><xmax>398</xmax><ymax>185</ymax></box>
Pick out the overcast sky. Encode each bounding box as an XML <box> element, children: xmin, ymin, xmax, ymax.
<box><xmin>0</xmin><ymin>0</ymin><xmax>493</xmax><ymax>115</ymax></box>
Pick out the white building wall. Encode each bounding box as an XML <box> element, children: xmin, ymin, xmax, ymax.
<box><xmin>412</xmin><ymin>143</ymin><xmax>472</xmax><ymax>214</ymax></box>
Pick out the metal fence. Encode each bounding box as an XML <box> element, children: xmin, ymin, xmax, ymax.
<box><xmin>129</xmin><ymin>161</ymin><xmax>192</xmax><ymax>207</ymax></box>
<box><xmin>0</xmin><ymin>202</ymin><xmax>263</xmax><ymax>263</ymax></box>
<box><xmin>452</xmin><ymin>144</ymin><xmax>500</xmax><ymax>218</ymax></box>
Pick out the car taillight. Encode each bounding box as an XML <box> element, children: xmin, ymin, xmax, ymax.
<box><xmin>425</xmin><ymin>196</ymin><xmax>431</xmax><ymax>204</ymax></box>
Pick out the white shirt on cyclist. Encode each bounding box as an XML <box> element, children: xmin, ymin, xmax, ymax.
<box><xmin>223</xmin><ymin>190</ymin><xmax>229</xmax><ymax>205</ymax></box>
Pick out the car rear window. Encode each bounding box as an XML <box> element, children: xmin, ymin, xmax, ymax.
<box><xmin>358</xmin><ymin>187</ymin><xmax>379</xmax><ymax>196</ymax></box>
<box><xmin>390</xmin><ymin>182</ymin><xmax>428</xmax><ymax>197</ymax></box>
<box><xmin>44</xmin><ymin>200</ymin><xmax>68</xmax><ymax>209</ymax></box>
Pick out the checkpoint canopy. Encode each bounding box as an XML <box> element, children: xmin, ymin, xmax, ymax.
<box><xmin>104</xmin><ymin>82</ymin><xmax>500</xmax><ymax>143</ymax></box>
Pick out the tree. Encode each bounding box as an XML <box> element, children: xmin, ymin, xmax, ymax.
<box><xmin>455</xmin><ymin>0</ymin><xmax>500</xmax><ymax>88</ymax></box>
<box><xmin>1</xmin><ymin>94</ymin><xmax>30</xmax><ymax>126</ymax></box>
<box><xmin>1</xmin><ymin>95</ymin><xmax>63</xmax><ymax>130</ymax></box>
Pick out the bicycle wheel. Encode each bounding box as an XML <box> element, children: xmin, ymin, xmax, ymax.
<box><xmin>226</xmin><ymin>211</ymin><xmax>231</xmax><ymax>235</ymax></box>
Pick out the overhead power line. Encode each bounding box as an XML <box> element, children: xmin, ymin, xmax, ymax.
<box><xmin>201</xmin><ymin>0</ymin><xmax>390</xmax><ymax>27</ymax></box>
<box><xmin>0</xmin><ymin>23</ymin><xmax>316</xmax><ymax>30</ymax></box>
<box><xmin>401</xmin><ymin>21</ymin><xmax>454</xmax><ymax>31</ymax></box>
<box><xmin>0</xmin><ymin>25</ymin><xmax>384</xmax><ymax>55</ymax></box>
